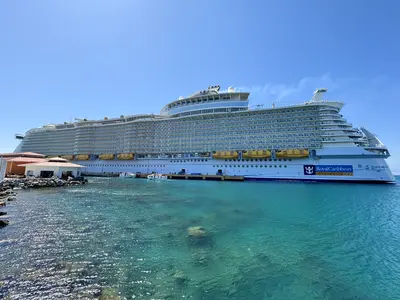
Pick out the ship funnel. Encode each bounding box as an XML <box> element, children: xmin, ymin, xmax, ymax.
<box><xmin>311</xmin><ymin>88</ymin><xmax>327</xmax><ymax>102</ymax></box>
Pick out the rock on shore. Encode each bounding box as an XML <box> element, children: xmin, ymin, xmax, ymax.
<box><xmin>0</xmin><ymin>177</ymin><xmax>88</xmax><ymax>190</ymax></box>
<box><xmin>0</xmin><ymin>216</ymin><xmax>9</xmax><ymax>227</ymax></box>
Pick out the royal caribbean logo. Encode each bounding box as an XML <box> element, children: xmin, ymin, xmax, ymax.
<box><xmin>304</xmin><ymin>165</ymin><xmax>353</xmax><ymax>176</ymax></box>
<box><xmin>303</xmin><ymin>165</ymin><xmax>315</xmax><ymax>175</ymax></box>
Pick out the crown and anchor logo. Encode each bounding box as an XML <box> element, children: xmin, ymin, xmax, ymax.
<box><xmin>304</xmin><ymin>165</ymin><xmax>315</xmax><ymax>175</ymax></box>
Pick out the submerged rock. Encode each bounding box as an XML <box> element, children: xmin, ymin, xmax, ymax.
<box><xmin>7</xmin><ymin>196</ymin><xmax>16</xmax><ymax>202</ymax></box>
<box><xmin>173</xmin><ymin>270</ymin><xmax>189</xmax><ymax>286</ymax></box>
<box><xmin>190</xmin><ymin>247</ymin><xmax>214</xmax><ymax>266</ymax></box>
<box><xmin>188</xmin><ymin>226</ymin><xmax>208</xmax><ymax>237</ymax></box>
<box><xmin>99</xmin><ymin>287</ymin><xmax>120</xmax><ymax>300</ymax></box>
<box><xmin>187</xmin><ymin>226</ymin><xmax>213</xmax><ymax>248</ymax></box>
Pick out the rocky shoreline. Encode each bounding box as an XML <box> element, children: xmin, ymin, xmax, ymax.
<box><xmin>0</xmin><ymin>177</ymin><xmax>88</xmax><ymax>228</ymax></box>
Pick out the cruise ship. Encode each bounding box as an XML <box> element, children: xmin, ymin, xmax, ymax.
<box><xmin>15</xmin><ymin>86</ymin><xmax>395</xmax><ymax>182</ymax></box>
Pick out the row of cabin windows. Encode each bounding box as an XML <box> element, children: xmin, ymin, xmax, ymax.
<box><xmin>214</xmin><ymin>165</ymin><xmax>288</xmax><ymax>168</ymax></box>
<box><xmin>171</xmin><ymin>159</ymin><xmax>208</xmax><ymax>162</ymax></box>
<box><xmin>168</xmin><ymin>96</ymin><xmax>233</xmax><ymax>109</ymax></box>
<box><xmin>169</xmin><ymin>158</ymin><xmax>292</xmax><ymax>163</ymax></box>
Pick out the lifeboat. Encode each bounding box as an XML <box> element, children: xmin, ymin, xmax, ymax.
<box><xmin>276</xmin><ymin>149</ymin><xmax>309</xmax><ymax>158</ymax></box>
<box><xmin>99</xmin><ymin>153</ymin><xmax>115</xmax><ymax>160</ymax></box>
<box><xmin>242</xmin><ymin>150</ymin><xmax>271</xmax><ymax>159</ymax></box>
<box><xmin>212</xmin><ymin>151</ymin><xmax>239</xmax><ymax>159</ymax></box>
<box><xmin>76</xmin><ymin>154</ymin><xmax>90</xmax><ymax>160</ymax></box>
<box><xmin>61</xmin><ymin>155</ymin><xmax>74</xmax><ymax>160</ymax></box>
<box><xmin>117</xmin><ymin>153</ymin><xmax>134</xmax><ymax>160</ymax></box>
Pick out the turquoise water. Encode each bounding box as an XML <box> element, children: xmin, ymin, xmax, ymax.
<box><xmin>1</xmin><ymin>177</ymin><xmax>400</xmax><ymax>299</ymax></box>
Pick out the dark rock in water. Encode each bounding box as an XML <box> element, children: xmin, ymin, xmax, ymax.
<box><xmin>99</xmin><ymin>287</ymin><xmax>120</xmax><ymax>300</ymax></box>
<box><xmin>256</xmin><ymin>252</ymin><xmax>272</xmax><ymax>263</ymax></box>
<box><xmin>134</xmin><ymin>218</ymin><xmax>147</xmax><ymax>224</ymax></box>
<box><xmin>190</xmin><ymin>249</ymin><xmax>213</xmax><ymax>266</ymax></box>
<box><xmin>69</xmin><ymin>181</ymin><xmax>81</xmax><ymax>185</ymax></box>
<box><xmin>0</xmin><ymin>219</ymin><xmax>9</xmax><ymax>227</ymax></box>
<box><xmin>7</xmin><ymin>196</ymin><xmax>16</xmax><ymax>202</ymax></box>
<box><xmin>173</xmin><ymin>270</ymin><xmax>189</xmax><ymax>286</ymax></box>
<box><xmin>0</xmin><ymin>212</ymin><xmax>7</xmax><ymax>216</ymax></box>
<box><xmin>163</xmin><ymin>232</ymin><xmax>175</xmax><ymax>238</ymax></box>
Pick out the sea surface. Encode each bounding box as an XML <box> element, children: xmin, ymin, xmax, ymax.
<box><xmin>1</xmin><ymin>177</ymin><xmax>400</xmax><ymax>300</ymax></box>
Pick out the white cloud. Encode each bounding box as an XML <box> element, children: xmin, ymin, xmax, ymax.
<box><xmin>237</xmin><ymin>73</ymin><xmax>350</xmax><ymax>106</ymax></box>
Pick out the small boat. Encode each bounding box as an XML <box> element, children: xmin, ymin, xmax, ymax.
<box><xmin>147</xmin><ymin>173</ymin><xmax>167</xmax><ymax>180</ymax></box>
<box><xmin>119</xmin><ymin>172</ymin><xmax>136</xmax><ymax>178</ymax></box>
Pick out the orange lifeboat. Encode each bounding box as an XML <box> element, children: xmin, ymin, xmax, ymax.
<box><xmin>212</xmin><ymin>151</ymin><xmax>239</xmax><ymax>159</ymax></box>
<box><xmin>76</xmin><ymin>154</ymin><xmax>90</xmax><ymax>160</ymax></box>
<box><xmin>242</xmin><ymin>150</ymin><xmax>271</xmax><ymax>159</ymax></box>
<box><xmin>99</xmin><ymin>153</ymin><xmax>115</xmax><ymax>160</ymax></box>
<box><xmin>117</xmin><ymin>153</ymin><xmax>134</xmax><ymax>160</ymax></box>
<box><xmin>276</xmin><ymin>149</ymin><xmax>309</xmax><ymax>158</ymax></box>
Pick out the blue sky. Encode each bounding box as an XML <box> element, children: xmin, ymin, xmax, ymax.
<box><xmin>0</xmin><ymin>0</ymin><xmax>399</xmax><ymax>172</ymax></box>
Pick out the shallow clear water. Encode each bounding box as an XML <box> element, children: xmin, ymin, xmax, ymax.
<box><xmin>1</xmin><ymin>177</ymin><xmax>400</xmax><ymax>299</ymax></box>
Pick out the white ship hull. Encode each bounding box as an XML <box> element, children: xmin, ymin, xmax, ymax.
<box><xmin>78</xmin><ymin>156</ymin><xmax>395</xmax><ymax>183</ymax></box>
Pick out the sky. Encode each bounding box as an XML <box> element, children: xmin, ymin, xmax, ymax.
<box><xmin>0</xmin><ymin>0</ymin><xmax>399</xmax><ymax>172</ymax></box>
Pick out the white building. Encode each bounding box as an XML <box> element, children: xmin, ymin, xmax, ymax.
<box><xmin>0</xmin><ymin>158</ymin><xmax>6</xmax><ymax>181</ymax></box>
<box><xmin>19</xmin><ymin>161</ymin><xmax>83</xmax><ymax>178</ymax></box>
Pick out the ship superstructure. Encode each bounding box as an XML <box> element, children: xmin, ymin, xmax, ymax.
<box><xmin>16</xmin><ymin>86</ymin><xmax>395</xmax><ymax>182</ymax></box>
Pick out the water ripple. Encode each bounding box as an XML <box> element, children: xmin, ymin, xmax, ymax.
<box><xmin>1</xmin><ymin>177</ymin><xmax>400</xmax><ymax>299</ymax></box>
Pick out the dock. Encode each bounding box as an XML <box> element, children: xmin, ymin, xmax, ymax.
<box><xmin>136</xmin><ymin>173</ymin><xmax>244</xmax><ymax>181</ymax></box>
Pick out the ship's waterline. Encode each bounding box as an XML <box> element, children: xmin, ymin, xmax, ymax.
<box><xmin>15</xmin><ymin>86</ymin><xmax>394</xmax><ymax>182</ymax></box>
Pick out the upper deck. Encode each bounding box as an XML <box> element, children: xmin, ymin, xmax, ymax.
<box><xmin>24</xmin><ymin>87</ymin><xmax>344</xmax><ymax>134</ymax></box>
<box><xmin>160</xmin><ymin>85</ymin><xmax>250</xmax><ymax>117</ymax></box>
